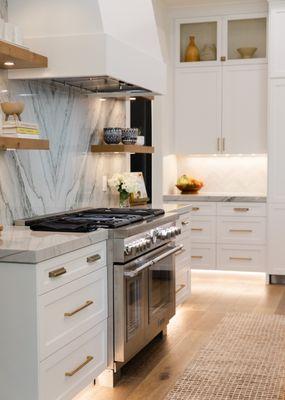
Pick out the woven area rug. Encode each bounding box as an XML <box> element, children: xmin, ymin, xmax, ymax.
<box><xmin>165</xmin><ymin>313</ymin><xmax>285</xmax><ymax>400</ymax></box>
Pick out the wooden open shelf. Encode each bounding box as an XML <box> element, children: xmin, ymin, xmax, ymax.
<box><xmin>91</xmin><ymin>144</ymin><xmax>155</xmax><ymax>154</ymax></box>
<box><xmin>0</xmin><ymin>137</ymin><xmax>49</xmax><ymax>150</ymax></box>
<box><xmin>0</xmin><ymin>40</ymin><xmax>47</xmax><ymax>69</ymax></box>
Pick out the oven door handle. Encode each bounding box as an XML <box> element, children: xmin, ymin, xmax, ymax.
<box><xmin>124</xmin><ymin>245</ymin><xmax>184</xmax><ymax>278</ymax></box>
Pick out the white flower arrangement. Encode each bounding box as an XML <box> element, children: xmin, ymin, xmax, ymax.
<box><xmin>108</xmin><ymin>173</ymin><xmax>139</xmax><ymax>195</ymax></box>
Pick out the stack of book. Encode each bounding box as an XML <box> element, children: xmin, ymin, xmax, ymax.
<box><xmin>1</xmin><ymin>121</ymin><xmax>40</xmax><ymax>139</ymax></box>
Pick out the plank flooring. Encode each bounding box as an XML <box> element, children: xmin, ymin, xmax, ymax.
<box><xmin>75</xmin><ymin>270</ymin><xmax>285</xmax><ymax>400</ymax></box>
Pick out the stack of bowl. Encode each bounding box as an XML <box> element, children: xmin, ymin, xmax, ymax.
<box><xmin>103</xmin><ymin>127</ymin><xmax>138</xmax><ymax>145</ymax></box>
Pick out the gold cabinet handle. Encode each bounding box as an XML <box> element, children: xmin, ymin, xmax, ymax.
<box><xmin>217</xmin><ymin>137</ymin><xmax>220</xmax><ymax>152</ymax></box>
<box><xmin>191</xmin><ymin>228</ymin><xmax>203</xmax><ymax>231</ymax></box>
<box><xmin>222</xmin><ymin>138</ymin><xmax>225</xmax><ymax>152</ymax></box>
<box><xmin>191</xmin><ymin>255</ymin><xmax>203</xmax><ymax>259</ymax></box>
<box><xmin>233</xmin><ymin>208</ymin><xmax>249</xmax><ymax>212</ymax></box>
<box><xmin>192</xmin><ymin>207</ymin><xmax>200</xmax><ymax>211</ymax></box>
<box><xmin>49</xmin><ymin>267</ymin><xmax>67</xmax><ymax>278</ymax></box>
<box><xmin>221</xmin><ymin>56</ymin><xmax>226</xmax><ymax>62</ymax></box>
<box><xmin>65</xmin><ymin>356</ymin><xmax>94</xmax><ymax>377</ymax></box>
<box><xmin>182</xmin><ymin>220</ymin><xmax>190</xmax><ymax>226</ymax></box>
<box><xmin>176</xmin><ymin>284</ymin><xmax>186</xmax><ymax>294</ymax></box>
<box><xmin>229</xmin><ymin>257</ymin><xmax>252</xmax><ymax>261</ymax></box>
<box><xmin>87</xmin><ymin>254</ymin><xmax>101</xmax><ymax>263</ymax></box>
<box><xmin>64</xmin><ymin>300</ymin><xmax>93</xmax><ymax>317</ymax></box>
<box><xmin>229</xmin><ymin>229</ymin><xmax>252</xmax><ymax>233</ymax></box>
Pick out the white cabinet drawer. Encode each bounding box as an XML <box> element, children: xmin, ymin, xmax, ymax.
<box><xmin>39</xmin><ymin>268</ymin><xmax>108</xmax><ymax>360</ymax></box>
<box><xmin>176</xmin><ymin>267</ymin><xmax>191</xmax><ymax>306</ymax></box>
<box><xmin>190</xmin><ymin>202</ymin><xmax>216</xmax><ymax>216</ymax></box>
<box><xmin>39</xmin><ymin>320</ymin><xmax>107</xmax><ymax>400</ymax></box>
<box><xmin>190</xmin><ymin>244</ymin><xmax>216</xmax><ymax>269</ymax></box>
<box><xmin>190</xmin><ymin>216</ymin><xmax>216</xmax><ymax>243</ymax></box>
<box><xmin>175</xmin><ymin>247</ymin><xmax>191</xmax><ymax>272</ymax></box>
<box><xmin>217</xmin><ymin>217</ymin><xmax>266</xmax><ymax>244</ymax></box>
<box><xmin>38</xmin><ymin>241</ymin><xmax>107</xmax><ymax>295</ymax></box>
<box><xmin>217</xmin><ymin>202</ymin><xmax>266</xmax><ymax>217</ymax></box>
<box><xmin>217</xmin><ymin>244</ymin><xmax>265</xmax><ymax>272</ymax></box>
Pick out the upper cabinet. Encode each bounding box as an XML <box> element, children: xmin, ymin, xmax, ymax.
<box><xmin>174</xmin><ymin>12</ymin><xmax>268</xmax><ymax>155</ymax></box>
<box><xmin>268</xmin><ymin>1</ymin><xmax>285</xmax><ymax>78</ymax></box>
<box><xmin>176</xmin><ymin>14</ymin><xmax>267</xmax><ymax>67</ymax></box>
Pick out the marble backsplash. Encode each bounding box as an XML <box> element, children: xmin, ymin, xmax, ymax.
<box><xmin>0</xmin><ymin>78</ymin><xmax>128</xmax><ymax>225</ymax></box>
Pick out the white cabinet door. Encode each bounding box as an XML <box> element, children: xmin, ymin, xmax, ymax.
<box><xmin>222</xmin><ymin>64</ymin><xmax>267</xmax><ymax>154</ymax></box>
<box><xmin>268</xmin><ymin>2</ymin><xmax>285</xmax><ymax>78</ymax></box>
<box><xmin>268</xmin><ymin>79</ymin><xmax>285</xmax><ymax>203</ymax></box>
<box><xmin>268</xmin><ymin>204</ymin><xmax>285</xmax><ymax>275</ymax></box>
<box><xmin>175</xmin><ymin>68</ymin><xmax>222</xmax><ymax>154</ymax></box>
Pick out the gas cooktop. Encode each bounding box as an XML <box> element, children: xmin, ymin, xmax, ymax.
<box><xmin>27</xmin><ymin>208</ymin><xmax>165</xmax><ymax>232</ymax></box>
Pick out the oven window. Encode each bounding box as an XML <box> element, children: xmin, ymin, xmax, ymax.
<box><xmin>148</xmin><ymin>255</ymin><xmax>174</xmax><ymax>321</ymax></box>
<box><xmin>126</xmin><ymin>275</ymin><xmax>142</xmax><ymax>341</ymax></box>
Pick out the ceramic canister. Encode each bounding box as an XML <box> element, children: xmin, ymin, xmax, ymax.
<box><xmin>103</xmin><ymin>128</ymin><xmax>122</xmax><ymax>144</ymax></box>
<box><xmin>121</xmin><ymin>128</ymin><xmax>138</xmax><ymax>145</ymax></box>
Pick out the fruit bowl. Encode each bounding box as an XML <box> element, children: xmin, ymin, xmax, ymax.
<box><xmin>237</xmin><ymin>47</ymin><xmax>257</xmax><ymax>59</ymax></box>
<box><xmin>176</xmin><ymin>175</ymin><xmax>204</xmax><ymax>194</ymax></box>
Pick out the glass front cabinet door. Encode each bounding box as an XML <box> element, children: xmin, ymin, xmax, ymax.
<box><xmin>176</xmin><ymin>14</ymin><xmax>267</xmax><ymax>67</ymax></box>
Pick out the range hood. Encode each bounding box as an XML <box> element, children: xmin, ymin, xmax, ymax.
<box><xmin>7</xmin><ymin>0</ymin><xmax>166</xmax><ymax>95</ymax></box>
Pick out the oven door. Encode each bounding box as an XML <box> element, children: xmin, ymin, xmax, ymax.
<box><xmin>147</xmin><ymin>244</ymin><xmax>181</xmax><ymax>339</ymax></box>
<box><xmin>114</xmin><ymin>244</ymin><xmax>182</xmax><ymax>363</ymax></box>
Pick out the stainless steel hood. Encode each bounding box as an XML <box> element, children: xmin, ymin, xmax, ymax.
<box><xmin>8</xmin><ymin>0</ymin><xmax>166</xmax><ymax>95</ymax></box>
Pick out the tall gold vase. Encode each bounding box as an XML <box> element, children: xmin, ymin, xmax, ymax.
<box><xmin>184</xmin><ymin>36</ymin><xmax>200</xmax><ymax>62</ymax></box>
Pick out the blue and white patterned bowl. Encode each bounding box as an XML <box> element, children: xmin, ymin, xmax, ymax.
<box><xmin>121</xmin><ymin>128</ymin><xmax>138</xmax><ymax>145</ymax></box>
<box><xmin>103</xmin><ymin>128</ymin><xmax>122</xmax><ymax>144</ymax></box>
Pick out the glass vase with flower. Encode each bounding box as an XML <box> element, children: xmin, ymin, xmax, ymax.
<box><xmin>108</xmin><ymin>173</ymin><xmax>139</xmax><ymax>208</ymax></box>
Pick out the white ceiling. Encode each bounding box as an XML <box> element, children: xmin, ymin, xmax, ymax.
<box><xmin>161</xmin><ymin>0</ymin><xmax>266</xmax><ymax>7</ymax></box>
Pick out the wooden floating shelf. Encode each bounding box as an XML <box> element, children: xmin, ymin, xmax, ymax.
<box><xmin>0</xmin><ymin>137</ymin><xmax>49</xmax><ymax>151</ymax></box>
<box><xmin>0</xmin><ymin>40</ymin><xmax>48</xmax><ymax>69</ymax></box>
<box><xmin>91</xmin><ymin>144</ymin><xmax>154</xmax><ymax>154</ymax></box>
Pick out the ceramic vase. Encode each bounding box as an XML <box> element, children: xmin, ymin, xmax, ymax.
<box><xmin>103</xmin><ymin>128</ymin><xmax>122</xmax><ymax>144</ymax></box>
<box><xmin>184</xmin><ymin>36</ymin><xmax>200</xmax><ymax>62</ymax></box>
<box><xmin>121</xmin><ymin>128</ymin><xmax>138</xmax><ymax>145</ymax></box>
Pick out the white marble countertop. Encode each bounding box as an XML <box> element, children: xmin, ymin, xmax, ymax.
<box><xmin>164</xmin><ymin>192</ymin><xmax>267</xmax><ymax>203</ymax></box>
<box><xmin>0</xmin><ymin>226</ymin><xmax>108</xmax><ymax>264</ymax></box>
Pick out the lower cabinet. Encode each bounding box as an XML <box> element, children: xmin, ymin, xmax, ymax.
<box><xmin>175</xmin><ymin>202</ymin><xmax>266</xmax><ymax>273</ymax></box>
<box><xmin>0</xmin><ymin>240</ymin><xmax>108</xmax><ymax>400</ymax></box>
<box><xmin>175</xmin><ymin>212</ymin><xmax>191</xmax><ymax>305</ymax></box>
<box><xmin>268</xmin><ymin>203</ymin><xmax>285</xmax><ymax>275</ymax></box>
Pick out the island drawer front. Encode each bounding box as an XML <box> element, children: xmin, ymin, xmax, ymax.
<box><xmin>217</xmin><ymin>217</ymin><xmax>266</xmax><ymax>245</ymax></box>
<box><xmin>39</xmin><ymin>320</ymin><xmax>107</xmax><ymax>400</ymax></box>
<box><xmin>177</xmin><ymin>213</ymin><xmax>191</xmax><ymax>233</ymax></box>
<box><xmin>190</xmin><ymin>216</ymin><xmax>216</xmax><ymax>243</ymax></box>
<box><xmin>189</xmin><ymin>202</ymin><xmax>216</xmax><ymax>216</ymax></box>
<box><xmin>176</xmin><ymin>267</ymin><xmax>191</xmax><ymax>306</ymax></box>
<box><xmin>217</xmin><ymin>203</ymin><xmax>266</xmax><ymax>217</ymax></box>
<box><xmin>190</xmin><ymin>244</ymin><xmax>216</xmax><ymax>269</ymax></box>
<box><xmin>38</xmin><ymin>241</ymin><xmax>107</xmax><ymax>295</ymax></box>
<box><xmin>39</xmin><ymin>268</ymin><xmax>108</xmax><ymax>360</ymax></box>
<box><xmin>175</xmin><ymin>246</ymin><xmax>191</xmax><ymax>272</ymax></box>
<box><xmin>217</xmin><ymin>244</ymin><xmax>266</xmax><ymax>272</ymax></box>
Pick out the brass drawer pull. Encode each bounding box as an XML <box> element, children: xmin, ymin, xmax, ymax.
<box><xmin>182</xmin><ymin>220</ymin><xmax>190</xmax><ymax>226</ymax></box>
<box><xmin>65</xmin><ymin>355</ymin><xmax>94</xmax><ymax>377</ymax></box>
<box><xmin>87</xmin><ymin>254</ymin><xmax>101</xmax><ymax>263</ymax></box>
<box><xmin>176</xmin><ymin>284</ymin><xmax>186</xmax><ymax>294</ymax></box>
<box><xmin>191</xmin><ymin>228</ymin><xmax>203</xmax><ymax>231</ymax></box>
<box><xmin>233</xmin><ymin>208</ymin><xmax>249</xmax><ymax>212</ymax></box>
<box><xmin>229</xmin><ymin>229</ymin><xmax>252</xmax><ymax>233</ymax></box>
<box><xmin>191</xmin><ymin>255</ymin><xmax>203</xmax><ymax>259</ymax></box>
<box><xmin>229</xmin><ymin>257</ymin><xmax>252</xmax><ymax>261</ymax></box>
<box><xmin>64</xmin><ymin>300</ymin><xmax>94</xmax><ymax>317</ymax></box>
<box><xmin>192</xmin><ymin>207</ymin><xmax>200</xmax><ymax>211</ymax></box>
<box><xmin>49</xmin><ymin>267</ymin><xmax>67</xmax><ymax>278</ymax></box>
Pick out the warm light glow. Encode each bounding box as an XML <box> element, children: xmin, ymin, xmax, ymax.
<box><xmin>4</xmin><ymin>61</ymin><xmax>15</xmax><ymax>66</ymax></box>
<box><xmin>99</xmin><ymin>98</ymin><xmax>106</xmax><ymax>102</ymax></box>
<box><xmin>130</xmin><ymin>97</ymin><xmax>136</xmax><ymax>101</ymax></box>
<box><xmin>0</xmin><ymin>89</ymin><xmax>8</xmax><ymax>93</ymax></box>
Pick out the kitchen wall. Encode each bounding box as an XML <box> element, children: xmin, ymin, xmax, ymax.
<box><xmin>0</xmin><ymin>0</ymin><xmax>128</xmax><ymax>225</ymax></box>
<box><xmin>163</xmin><ymin>155</ymin><xmax>267</xmax><ymax>195</ymax></box>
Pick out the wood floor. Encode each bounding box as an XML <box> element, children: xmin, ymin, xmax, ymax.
<box><xmin>75</xmin><ymin>270</ymin><xmax>285</xmax><ymax>400</ymax></box>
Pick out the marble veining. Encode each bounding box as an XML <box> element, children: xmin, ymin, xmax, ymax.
<box><xmin>0</xmin><ymin>79</ymin><xmax>128</xmax><ymax>225</ymax></box>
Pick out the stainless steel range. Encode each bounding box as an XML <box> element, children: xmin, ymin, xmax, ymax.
<box><xmin>15</xmin><ymin>207</ymin><xmax>181</xmax><ymax>385</ymax></box>
<box><xmin>112</xmin><ymin>222</ymin><xmax>182</xmax><ymax>367</ymax></box>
